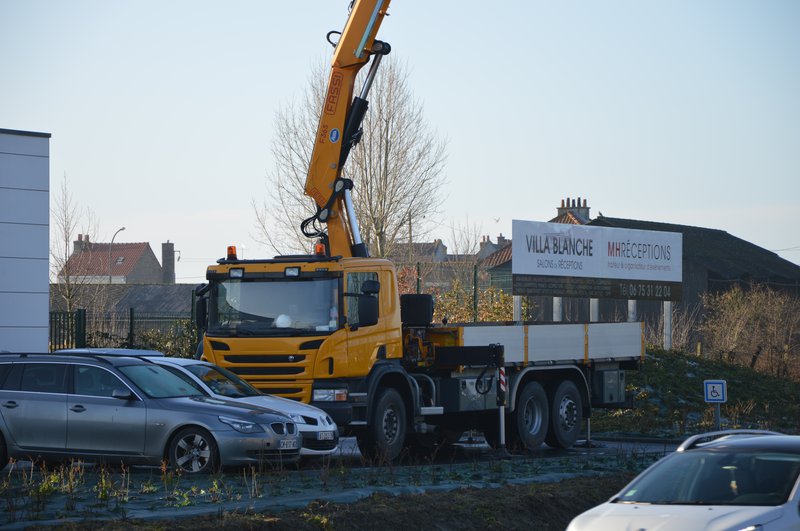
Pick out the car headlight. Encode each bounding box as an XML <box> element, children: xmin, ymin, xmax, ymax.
<box><xmin>289</xmin><ymin>414</ymin><xmax>305</xmax><ymax>424</ymax></box>
<box><xmin>218</xmin><ymin>415</ymin><xmax>264</xmax><ymax>434</ymax></box>
<box><xmin>313</xmin><ymin>388</ymin><xmax>348</xmax><ymax>402</ymax></box>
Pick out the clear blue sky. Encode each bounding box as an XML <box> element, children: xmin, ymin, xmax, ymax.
<box><xmin>2</xmin><ymin>0</ymin><xmax>798</xmax><ymax>283</ymax></box>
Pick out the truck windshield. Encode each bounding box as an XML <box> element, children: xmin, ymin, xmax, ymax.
<box><xmin>207</xmin><ymin>277</ymin><xmax>340</xmax><ymax>336</ymax></box>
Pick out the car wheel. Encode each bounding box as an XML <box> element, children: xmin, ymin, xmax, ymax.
<box><xmin>545</xmin><ymin>380</ymin><xmax>583</xmax><ymax>449</ymax></box>
<box><xmin>513</xmin><ymin>381</ymin><xmax>549</xmax><ymax>451</ymax></box>
<box><xmin>357</xmin><ymin>388</ymin><xmax>406</xmax><ymax>462</ymax></box>
<box><xmin>169</xmin><ymin>427</ymin><xmax>219</xmax><ymax>474</ymax></box>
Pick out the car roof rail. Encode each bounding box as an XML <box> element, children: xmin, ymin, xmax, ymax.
<box><xmin>55</xmin><ymin>348</ymin><xmax>165</xmax><ymax>357</ymax></box>
<box><xmin>677</xmin><ymin>429</ymin><xmax>784</xmax><ymax>452</ymax></box>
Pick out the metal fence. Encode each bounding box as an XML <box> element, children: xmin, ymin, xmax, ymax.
<box><xmin>49</xmin><ymin>309</ymin><xmax>193</xmax><ymax>351</ymax></box>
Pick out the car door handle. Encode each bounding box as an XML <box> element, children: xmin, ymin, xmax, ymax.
<box><xmin>2</xmin><ymin>401</ymin><xmax>18</xmax><ymax>409</ymax></box>
<box><xmin>70</xmin><ymin>405</ymin><xmax>86</xmax><ymax>413</ymax></box>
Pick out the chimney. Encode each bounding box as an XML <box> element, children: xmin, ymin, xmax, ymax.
<box><xmin>162</xmin><ymin>241</ymin><xmax>176</xmax><ymax>284</ymax></box>
<box><xmin>556</xmin><ymin>198</ymin><xmax>569</xmax><ymax>218</ymax></box>
<box><xmin>497</xmin><ymin>233</ymin><xmax>508</xmax><ymax>247</ymax></box>
<box><xmin>555</xmin><ymin>196</ymin><xmax>591</xmax><ymax>223</ymax></box>
<box><xmin>73</xmin><ymin>234</ymin><xmax>88</xmax><ymax>254</ymax></box>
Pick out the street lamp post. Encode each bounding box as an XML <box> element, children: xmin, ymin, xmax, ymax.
<box><xmin>108</xmin><ymin>227</ymin><xmax>126</xmax><ymax>284</ymax></box>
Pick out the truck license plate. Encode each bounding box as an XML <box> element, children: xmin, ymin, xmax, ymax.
<box><xmin>280</xmin><ymin>438</ymin><xmax>298</xmax><ymax>450</ymax></box>
<box><xmin>317</xmin><ymin>431</ymin><xmax>335</xmax><ymax>441</ymax></box>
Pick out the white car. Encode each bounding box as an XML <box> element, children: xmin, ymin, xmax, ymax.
<box><xmin>567</xmin><ymin>430</ymin><xmax>800</xmax><ymax>531</ymax></box>
<box><xmin>151</xmin><ymin>357</ymin><xmax>339</xmax><ymax>457</ymax></box>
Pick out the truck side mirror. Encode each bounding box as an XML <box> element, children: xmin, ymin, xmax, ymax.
<box><xmin>195</xmin><ymin>297</ymin><xmax>207</xmax><ymax>329</ymax></box>
<box><xmin>358</xmin><ymin>294</ymin><xmax>379</xmax><ymax>327</ymax></box>
<box><xmin>361</xmin><ymin>279</ymin><xmax>380</xmax><ymax>295</ymax></box>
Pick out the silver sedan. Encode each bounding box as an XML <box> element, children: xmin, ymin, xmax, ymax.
<box><xmin>0</xmin><ymin>354</ymin><xmax>302</xmax><ymax>474</ymax></box>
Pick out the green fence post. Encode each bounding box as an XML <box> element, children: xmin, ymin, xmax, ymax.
<box><xmin>75</xmin><ymin>309</ymin><xmax>86</xmax><ymax>348</ymax></box>
<box><xmin>128</xmin><ymin>308</ymin><xmax>135</xmax><ymax>347</ymax></box>
<box><xmin>473</xmin><ymin>265</ymin><xmax>478</xmax><ymax>322</ymax></box>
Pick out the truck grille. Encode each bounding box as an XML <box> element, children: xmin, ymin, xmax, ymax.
<box><xmin>224</xmin><ymin>354</ymin><xmax>306</xmax><ymax>364</ymax></box>
<box><xmin>228</xmin><ymin>366</ymin><xmax>304</xmax><ymax>376</ymax></box>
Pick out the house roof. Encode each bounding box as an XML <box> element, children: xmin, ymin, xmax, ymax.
<box><xmin>482</xmin><ymin>243</ymin><xmax>512</xmax><ymax>270</ymax></box>
<box><xmin>589</xmin><ymin>216</ymin><xmax>800</xmax><ymax>282</ymax></box>
<box><xmin>61</xmin><ymin>242</ymin><xmax>153</xmax><ymax>278</ymax></box>
<box><xmin>548</xmin><ymin>211</ymin><xmax>588</xmax><ymax>225</ymax></box>
<box><xmin>387</xmin><ymin>239</ymin><xmax>447</xmax><ymax>262</ymax></box>
<box><xmin>50</xmin><ymin>284</ymin><xmax>195</xmax><ymax>313</ymax></box>
<box><xmin>479</xmin><ymin>216</ymin><xmax>800</xmax><ymax>283</ymax></box>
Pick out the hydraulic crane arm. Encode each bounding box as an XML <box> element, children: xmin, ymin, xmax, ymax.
<box><xmin>302</xmin><ymin>0</ymin><xmax>391</xmax><ymax>258</ymax></box>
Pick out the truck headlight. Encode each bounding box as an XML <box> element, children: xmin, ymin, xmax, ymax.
<box><xmin>219</xmin><ymin>416</ymin><xmax>264</xmax><ymax>434</ymax></box>
<box><xmin>313</xmin><ymin>389</ymin><xmax>348</xmax><ymax>402</ymax></box>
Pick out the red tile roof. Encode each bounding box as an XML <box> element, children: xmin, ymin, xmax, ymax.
<box><xmin>481</xmin><ymin>243</ymin><xmax>512</xmax><ymax>269</ymax></box>
<box><xmin>61</xmin><ymin>242</ymin><xmax>151</xmax><ymax>278</ymax></box>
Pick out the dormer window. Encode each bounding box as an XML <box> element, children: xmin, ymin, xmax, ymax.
<box><xmin>115</xmin><ymin>256</ymin><xmax>125</xmax><ymax>265</ymax></box>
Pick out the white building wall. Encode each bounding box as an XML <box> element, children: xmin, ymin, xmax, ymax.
<box><xmin>0</xmin><ymin>129</ymin><xmax>51</xmax><ymax>351</ymax></box>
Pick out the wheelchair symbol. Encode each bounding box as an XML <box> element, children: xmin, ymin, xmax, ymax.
<box><xmin>705</xmin><ymin>380</ymin><xmax>727</xmax><ymax>403</ymax></box>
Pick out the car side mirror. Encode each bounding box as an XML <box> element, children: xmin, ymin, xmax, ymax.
<box><xmin>112</xmin><ymin>388</ymin><xmax>135</xmax><ymax>400</ymax></box>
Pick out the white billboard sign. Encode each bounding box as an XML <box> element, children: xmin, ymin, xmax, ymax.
<box><xmin>512</xmin><ymin>220</ymin><xmax>682</xmax><ymax>282</ymax></box>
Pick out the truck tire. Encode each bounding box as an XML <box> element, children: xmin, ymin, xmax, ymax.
<box><xmin>513</xmin><ymin>381</ymin><xmax>549</xmax><ymax>451</ymax></box>
<box><xmin>357</xmin><ymin>388</ymin><xmax>407</xmax><ymax>462</ymax></box>
<box><xmin>545</xmin><ymin>380</ymin><xmax>583</xmax><ymax>449</ymax></box>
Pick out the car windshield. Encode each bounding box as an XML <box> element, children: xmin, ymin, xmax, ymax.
<box><xmin>615</xmin><ymin>449</ymin><xmax>800</xmax><ymax>506</ymax></box>
<box><xmin>118</xmin><ymin>365</ymin><xmax>205</xmax><ymax>398</ymax></box>
<box><xmin>207</xmin><ymin>277</ymin><xmax>340</xmax><ymax>337</ymax></box>
<box><xmin>184</xmin><ymin>363</ymin><xmax>260</xmax><ymax>399</ymax></box>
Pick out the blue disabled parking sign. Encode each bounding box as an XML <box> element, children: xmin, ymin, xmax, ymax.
<box><xmin>704</xmin><ymin>380</ymin><xmax>727</xmax><ymax>403</ymax></box>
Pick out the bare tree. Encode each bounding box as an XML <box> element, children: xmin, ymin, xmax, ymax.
<box><xmin>700</xmin><ymin>284</ymin><xmax>800</xmax><ymax>379</ymax></box>
<box><xmin>50</xmin><ymin>174</ymin><xmax>104</xmax><ymax>313</ymax></box>
<box><xmin>254</xmin><ymin>57</ymin><xmax>447</xmax><ymax>257</ymax></box>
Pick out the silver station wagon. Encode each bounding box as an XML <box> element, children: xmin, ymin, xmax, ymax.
<box><xmin>0</xmin><ymin>353</ymin><xmax>301</xmax><ymax>473</ymax></box>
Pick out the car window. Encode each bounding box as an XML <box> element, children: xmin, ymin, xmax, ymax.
<box><xmin>118</xmin><ymin>364</ymin><xmax>205</xmax><ymax>398</ymax></box>
<box><xmin>74</xmin><ymin>365</ymin><xmax>127</xmax><ymax>398</ymax></box>
<box><xmin>617</xmin><ymin>450</ymin><xmax>800</xmax><ymax>506</ymax></box>
<box><xmin>185</xmin><ymin>364</ymin><xmax>260</xmax><ymax>398</ymax></box>
<box><xmin>0</xmin><ymin>363</ymin><xmax>11</xmax><ymax>387</ymax></box>
<box><xmin>19</xmin><ymin>363</ymin><xmax>68</xmax><ymax>394</ymax></box>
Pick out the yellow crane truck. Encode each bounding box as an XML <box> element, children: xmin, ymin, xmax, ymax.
<box><xmin>195</xmin><ymin>0</ymin><xmax>643</xmax><ymax>460</ymax></box>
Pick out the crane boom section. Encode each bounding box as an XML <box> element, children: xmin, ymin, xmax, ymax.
<box><xmin>304</xmin><ymin>0</ymin><xmax>391</xmax><ymax>258</ymax></box>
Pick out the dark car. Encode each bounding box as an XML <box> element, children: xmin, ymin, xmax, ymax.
<box><xmin>0</xmin><ymin>353</ymin><xmax>301</xmax><ymax>474</ymax></box>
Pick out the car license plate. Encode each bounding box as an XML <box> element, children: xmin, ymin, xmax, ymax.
<box><xmin>280</xmin><ymin>438</ymin><xmax>298</xmax><ymax>450</ymax></box>
<box><xmin>317</xmin><ymin>431</ymin><xmax>335</xmax><ymax>441</ymax></box>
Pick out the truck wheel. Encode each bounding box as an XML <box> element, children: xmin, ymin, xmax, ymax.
<box><xmin>513</xmin><ymin>381</ymin><xmax>549</xmax><ymax>451</ymax></box>
<box><xmin>357</xmin><ymin>388</ymin><xmax>407</xmax><ymax>462</ymax></box>
<box><xmin>545</xmin><ymin>380</ymin><xmax>583</xmax><ymax>449</ymax></box>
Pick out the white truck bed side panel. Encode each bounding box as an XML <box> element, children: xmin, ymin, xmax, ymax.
<box><xmin>588</xmin><ymin>322</ymin><xmax>642</xmax><ymax>359</ymax></box>
<box><xmin>528</xmin><ymin>324</ymin><xmax>586</xmax><ymax>363</ymax></box>
<box><xmin>461</xmin><ymin>326</ymin><xmax>525</xmax><ymax>363</ymax></box>
<box><xmin>460</xmin><ymin>322</ymin><xmax>642</xmax><ymax>365</ymax></box>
